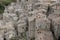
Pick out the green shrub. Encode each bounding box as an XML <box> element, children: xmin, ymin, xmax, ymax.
<box><xmin>0</xmin><ymin>0</ymin><xmax>16</xmax><ymax>13</ymax></box>
<box><xmin>0</xmin><ymin>4</ymin><xmax>5</xmax><ymax>14</ymax></box>
<box><xmin>2</xmin><ymin>0</ymin><xmax>16</xmax><ymax>6</ymax></box>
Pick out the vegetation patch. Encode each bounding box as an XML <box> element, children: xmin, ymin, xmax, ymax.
<box><xmin>0</xmin><ymin>0</ymin><xmax>16</xmax><ymax>13</ymax></box>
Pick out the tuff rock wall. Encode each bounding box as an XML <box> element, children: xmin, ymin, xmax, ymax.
<box><xmin>0</xmin><ymin>0</ymin><xmax>60</xmax><ymax>40</ymax></box>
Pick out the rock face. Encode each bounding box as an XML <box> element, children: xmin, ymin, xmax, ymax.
<box><xmin>52</xmin><ymin>17</ymin><xmax>60</xmax><ymax>39</ymax></box>
<box><xmin>28</xmin><ymin>14</ymin><xmax>35</xmax><ymax>39</ymax></box>
<box><xmin>35</xmin><ymin>13</ymin><xmax>50</xmax><ymax>31</ymax></box>
<box><xmin>0</xmin><ymin>30</ymin><xmax>4</xmax><ymax>40</ymax></box>
<box><xmin>35</xmin><ymin>30</ymin><xmax>54</xmax><ymax>40</ymax></box>
<box><xmin>0</xmin><ymin>0</ymin><xmax>60</xmax><ymax>40</ymax></box>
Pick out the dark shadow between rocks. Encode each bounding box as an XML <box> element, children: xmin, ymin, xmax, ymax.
<box><xmin>58</xmin><ymin>36</ymin><xmax>60</xmax><ymax>40</ymax></box>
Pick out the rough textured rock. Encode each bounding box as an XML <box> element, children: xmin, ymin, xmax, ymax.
<box><xmin>28</xmin><ymin>13</ymin><xmax>35</xmax><ymax>38</ymax></box>
<box><xmin>48</xmin><ymin>12</ymin><xmax>60</xmax><ymax>20</ymax></box>
<box><xmin>52</xmin><ymin>17</ymin><xmax>60</xmax><ymax>39</ymax></box>
<box><xmin>35</xmin><ymin>30</ymin><xmax>54</xmax><ymax>40</ymax></box>
<box><xmin>0</xmin><ymin>20</ymin><xmax>16</xmax><ymax>40</ymax></box>
<box><xmin>36</xmin><ymin>13</ymin><xmax>50</xmax><ymax>31</ymax></box>
<box><xmin>17</xmin><ymin>19</ymin><xmax>27</xmax><ymax>34</ymax></box>
<box><xmin>0</xmin><ymin>0</ymin><xmax>59</xmax><ymax>40</ymax></box>
<box><xmin>3</xmin><ymin>13</ymin><xmax>18</xmax><ymax>22</ymax></box>
<box><xmin>0</xmin><ymin>30</ymin><xmax>4</xmax><ymax>40</ymax></box>
<box><xmin>3</xmin><ymin>22</ymin><xmax>16</xmax><ymax>40</ymax></box>
<box><xmin>5</xmin><ymin>30</ymin><xmax>16</xmax><ymax>40</ymax></box>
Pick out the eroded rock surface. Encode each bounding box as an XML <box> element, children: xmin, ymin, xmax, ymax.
<box><xmin>0</xmin><ymin>0</ymin><xmax>60</xmax><ymax>40</ymax></box>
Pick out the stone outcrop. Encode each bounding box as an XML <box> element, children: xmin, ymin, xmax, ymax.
<box><xmin>0</xmin><ymin>0</ymin><xmax>60</xmax><ymax>40</ymax></box>
<box><xmin>35</xmin><ymin>30</ymin><xmax>54</xmax><ymax>40</ymax></box>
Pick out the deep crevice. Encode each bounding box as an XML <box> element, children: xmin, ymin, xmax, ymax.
<box><xmin>26</xmin><ymin>19</ymin><xmax>29</xmax><ymax>31</ymax></box>
<box><xmin>14</xmin><ymin>24</ymin><xmax>18</xmax><ymax>36</ymax></box>
<box><xmin>14</xmin><ymin>11</ymin><xmax>20</xmax><ymax>36</ymax></box>
<box><xmin>46</xmin><ymin>5</ymin><xmax>50</xmax><ymax>17</ymax></box>
<box><xmin>58</xmin><ymin>36</ymin><xmax>60</xmax><ymax>40</ymax></box>
<box><xmin>50</xmin><ymin>19</ymin><xmax>57</xmax><ymax>40</ymax></box>
<box><xmin>4</xmin><ymin>38</ymin><xmax>6</xmax><ymax>40</ymax></box>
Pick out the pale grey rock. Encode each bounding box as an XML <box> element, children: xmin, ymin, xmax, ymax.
<box><xmin>7</xmin><ymin>6</ymin><xmax>15</xmax><ymax>13</ymax></box>
<box><xmin>5</xmin><ymin>30</ymin><xmax>16</xmax><ymax>40</ymax></box>
<box><xmin>35</xmin><ymin>30</ymin><xmax>54</xmax><ymax>40</ymax></box>
<box><xmin>18</xmin><ymin>11</ymin><xmax>27</xmax><ymax>20</ymax></box>
<box><xmin>35</xmin><ymin>13</ymin><xmax>50</xmax><ymax>31</ymax></box>
<box><xmin>33</xmin><ymin>2</ymin><xmax>48</xmax><ymax>14</ymax></box>
<box><xmin>24</xmin><ymin>2</ymin><xmax>33</xmax><ymax>11</ymax></box>
<box><xmin>3</xmin><ymin>13</ymin><xmax>18</xmax><ymax>22</ymax></box>
<box><xmin>17</xmin><ymin>19</ymin><xmax>27</xmax><ymax>36</ymax></box>
<box><xmin>36</xmin><ymin>18</ymin><xmax>50</xmax><ymax>31</ymax></box>
<box><xmin>0</xmin><ymin>20</ymin><xmax>16</xmax><ymax>40</ymax></box>
<box><xmin>17</xmin><ymin>19</ymin><xmax>27</xmax><ymax>40</ymax></box>
<box><xmin>28</xmin><ymin>13</ymin><xmax>35</xmax><ymax>38</ymax></box>
<box><xmin>0</xmin><ymin>30</ymin><xmax>4</xmax><ymax>40</ymax></box>
<box><xmin>7</xmin><ymin>2</ymin><xmax>16</xmax><ymax>13</ymax></box>
<box><xmin>52</xmin><ymin>17</ymin><xmax>60</xmax><ymax>39</ymax></box>
<box><xmin>2</xmin><ymin>22</ymin><xmax>16</xmax><ymax>40</ymax></box>
<box><xmin>35</xmin><ymin>13</ymin><xmax>46</xmax><ymax>19</ymax></box>
<box><xmin>0</xmin><ymin>0</ymin><xmax>58</xmax><ymax>40</ymax></box>
<box><xmin>3</xmin><ymin>22</ymin><xmax>15</xmax><ymax>31</ymax></box>
<box><xmin>48</xmin><ymin>13</ymin><xmax>60</xmax><ymax>20</ymax></box>
<box><xmin>48</xmin><ymin>12</ymin><xmax>60</xmax><ymax>35</ymax></box>
<box><xmin>0</xmin><ymin>14</ymin><xmax>3</xmax><ymax>20</ymax></box>
<box><xmin>0</xmin><ymin>20</ymin><xmax>6</xmax><ymax>29</ymax></box>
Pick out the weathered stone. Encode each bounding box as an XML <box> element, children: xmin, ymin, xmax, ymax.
<box><xmin>36</xmin><ymin>13</ymin><xmax>50</xmax><ymax>31</ymax></box>
<box><xmin>52</xmin><ymin>17</ymin><xmax>60</xmax><ymax>39</ymax></box>
<box><xmin>28</xmin><ymin>13</ymin><xmax>35</xmax><ymax>38</ymax></box>
<box><xmin>17</xmin><ymin>19</ymin><xmax>27</xmax><ymax>35</ymax></box>
<box><xmin>24</xmin><ymin>2</ymin><xmax>33</xmax><ymax>11</ymax></box>
<box><xmin>0</xmin><ymin>14</ymin><xmax>3</xmax><ymax>20</ymax></box>
<box><xmin>0</xmin><ymin>20</ymin><xmax>6</xmax><ymax>29</ymax></box>
<box><xmin>0</xmin><ymin>21</ymin><xmax>16</xmax><ymax>40</ymax></box>
<box><xmin>5</xmin><ymin>30</ymin><xmax>16</xmax><ymax>40</ymax></box>
<box><xmin>1</xmin><ymin>22</ymin><xmax>16</xmax><ymax>40</ymax></box>
<box><xmin>35</xmin><ymin>30</ymin><xmax>54</xmax><ymax>40</ymax></box>
<box><xmin>48</xmin><ymin>13</ymin><xmax>60</xmax><ymax>20</ymax></box>
<box><xmin>36</xmin><ymin>18</ymin><xmax>50</xmax><ymax>31</ymax></box>
<box><xmin>0</xmin><ymin>30</ymin><xmax>4</xmax><ymax>40</ymax></box>
<box><xmin>0</xmin><ymin>0</ymin><xmax>59</xmax><ymax>40</ymax></box>
<box><xmin>3</xmin><ymin>13</ymin><xmax>18</xmax><ymax>22</ymax></box>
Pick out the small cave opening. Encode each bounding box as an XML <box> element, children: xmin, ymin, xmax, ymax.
<box><xmin>58</xmin><ymin>36</ymin><xmax>60</xmax><ymax>40</ymax></box>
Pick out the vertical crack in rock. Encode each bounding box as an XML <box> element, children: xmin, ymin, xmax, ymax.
<box><xmin>14</xmin><ymin>24</ymin><xmax>18</xmax><ymax>36</ymax></box>
<box><xmin>50</xmin><ymin>19</ymin><xmax>57</xmax><ymax>40</ymax></box>
<box><xmin>4</xmin><ymin>37</ymin><xmax>6</xmax><ymax>40</ymax></box>
<box><xmin>26</xmin><ymin>18</ymin><xmax>29</xmax><ymax>31</ymax></box>
<box><xmin>4</xmin><ymin>31</ymin><xmax>6</xmax><ymax>40</ymax></box>
<box><xmin>58</xmin><ymin>36</ymin><xmax>60</xmax><ymax>40</ymax></box>
<box><xmin>46</xmin><ymin>5</ymin><xmax>51</xmax><ymax>17</ymax></box>
<box><xmin>0</xmin><ymin>0</ymin><xmax>60</xmax><ymax>40</ymax></box>
<box><xmin>46</xmin><ymin>5</ymin><xmax>53</xmax><ymax>17</ymax></box>
<box><xmin>15</xmin><ymin>11</ymin><xmax>19</xmax><ymax>36</ymax></box>
<box><xmin>4</xmin><ymin>35</ymin><xmax>6</xmax><ymax>40</ymax></box>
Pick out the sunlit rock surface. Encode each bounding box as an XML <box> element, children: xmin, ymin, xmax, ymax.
<box><xmin>0</xmin><ymin>0</ymin><xmax>60</xmax><ymax>40</ymax></box>
<box><xmin>52</xmin><ymin>17</ymin><xmax>60</xmax><ymax>40</ymax></box>
<box><xmin>35</xmin><ymin>30</ymin><xmax>54</xmax><ymax>40</ymax></box>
